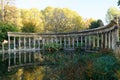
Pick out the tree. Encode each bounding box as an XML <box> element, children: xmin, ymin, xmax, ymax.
<box><xmin>82</xmin><ymin>18</ymin><xmax>95</xmax><ymax>29</ymax></box>
<box><xmin>0</xmin><ymin>22</ymin><xmax>18</xmax><ymax>43</ymax></box>
<box><xmin>21</xmin><ymin>21</ymin><xmax>36</xmax><ymax>33</ymax></box>
<box><xmin>21</xmin><ymin>8</ymin><xmax>44</xmax><ymax>33</ymax></box>
<box><xmin>106</xmin><ymin>7</ymin><xmax>120</xmax><ymax>23</ymax></box>
<box><xmin>4</xmin><ymin>6</ymin><xmax>21</xmax><ymax>26</ymax></box>
<box><xmin>118</xmin><ymin>0</ymin><xmax>120</xmax><ymax>6</ymax></box>
<box><xmin>0</xmin><ymin>0</ymin><xmax>15</xmax><ymax>21</ymax></box>
<box><xmin>42</xmin><ymin>7</ymin><xmax>84</xmax><ymax>33</ymax></box>
<box><xmin>89</xmin><ymin>19</ymin><xmax>104</xmax><ymax>29</ymax></box>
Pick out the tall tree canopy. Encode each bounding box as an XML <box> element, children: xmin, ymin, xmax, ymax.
<box><xmin>42</xmin><ymin>7</ymin><xmax>84</xmax><ymax>33</ymax></box>
<box><xmin>0</xmin><ymin>0</ymin><xmax>15</xmax><ymax>21</ymax></box>
<box><xmin>21</xmin><ymin>8</ymin><xmax>44</xmax><ymax>33</ymax></box>
<box><xmin>106</xmin><ymin>7</ymin><xmax>120</xmax><ymax>23</ymax></box>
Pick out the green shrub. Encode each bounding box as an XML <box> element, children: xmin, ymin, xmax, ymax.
<box><xmin>44</xmin><ymin>43</ymin><xmax>61</xmax><ymax>51</ymax></box>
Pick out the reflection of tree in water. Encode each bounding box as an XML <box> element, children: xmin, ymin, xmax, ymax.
<box><xmin>0</xmin><ymin>51</ymin><xmax>120</xmax><ymax>80</ymax></box>
<box><xmin>0</xmin><ymin>58</ymin><xmax>18</xmax><ymax>80</ymax></box>
<box><xmin>0</xmin><ymin>51</ymin><xmax>75</xmax><ymax>80</ymax></box>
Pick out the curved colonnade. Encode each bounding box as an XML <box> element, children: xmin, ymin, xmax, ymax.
<box><xmin>7</xmin><ymin>20</ymin><xmax>119</xmax><ymax>51</ymax></box>
<box><xmin>4</xmin><ymin>20</ymin><xmax>120</xmax><ymax>71</ymax></box>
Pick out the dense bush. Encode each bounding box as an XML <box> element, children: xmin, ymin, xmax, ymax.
<box><xmin>57</xmin><ymin>53</ymin><xmax>120</xmax><ymax>80</ymax></box>
<box><xmin>0</xmin><ymin>22</ymin><xmax>19</xmax><ymax>43</ymax></box>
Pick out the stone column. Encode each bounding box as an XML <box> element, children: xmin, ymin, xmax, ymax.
<box><xmin>112</xmin><ymin>31</ymin><xmax>115</xmax><ymax>49</ymax></box>
<box><xmin>19</xmin><ymin>37</ymin><xmax>21</xmax><ymax>50</ymax></box>
<box><xmin>34</xmin><ymin>37</ymin><xmax>36</xmax><ymax>49</ymax></box>
<box><xmin>29</xmin><ymin>37</ymin><xmax>31</xmax><ymax>49</ymax></box>
<box><xmin>8</xmin><ymin>35</ymin><xmax>10</xmax><ymax>50</ymax></box>
<box><xmin>51</xmin><ymin>37</ymin><xmax>53</xmax><ymax>43</ymax></box>
<box><xmin>64</xmin><ymin>36</ymin><xmax>66</xmax><ymax>49</ymax></box>
<box><xmin>92</xmin><ymin>35</ymin><xmax>95</xmax><ymax>48</ymax></box>
<box><xmin>60</xmin><ymin>37</ymin><xmax>62</xmax><ymax>48</ymax></box>
<box><xmin>116</xmin><ymin>26</ymin><xmax>119</xmax><ymax>42</ymax></box>
<box><xmin>42</xmin><ymin>38</ymin><xmax>45</xmax><ymax>49</ymax></box>
<box><xmin>85</xmin><ymin>36</ymin><xmax>87</xmax><ymax>49</ymax></box>
<box><xmin>97</xmin><ymin>34</ymin><xmax>99</xmax><ymax>48</ymax></box>
<box><xmin>81</xmin><ymin>36</ymin><xmax>83</xmax><ymax>47</ymax></box>
<box><xmin>38</xmin><ymin>37</ymin><xmax>40</xmax><ymax>50</ymax></box>
<box><xmin>24</xmin><ymin>37</ymin><xmax>26</xmax><ymax>49</ymax></box>
<box><xmin>101</xmin><ymin>34</ymin><xmax>104</xmax><ymax>48</ymax></box>
<box><xmin>105</xmin><ymin>33</ymin><xmax>108</xmax><ymax>48</ymax></box>
<box><xmin>108</xmin><ymin>32</ymin><xmax>111</xmax><ymax>48</ymax></box>
<box><xmin>76</xmin><ymin>37</ymin><xmax>79</xmax><ymax>47</ymax></box>
<box><xmin>68</xmin><ymin>37</ymin><xmax>70</xmax><ymax>48</ymax></box>
<box><xmin>72</xmin><ymin>37</ymin><xmax>75</xmax><ymax>48</ymax></box>
<box><xmin>88</xmin><ymin>36</ymin><xmax>91</xmax><ymax>49</ymax></box>
<box><xmin>46</xmin><ymin>37</ymin><xmax>49</xmax><ymax>44</ymax></box>
<box><xmin>114</xmin><ymin>27</ymin><xmax>119</xmax><ymax>49</ymax></box>
<box><xmin>55</xmin><ymin>37</ymin><xmax>58</xmax><ymax>45</ymax></box>
<box><xmin>14</xmin><ymin>37</ymin><xmax>16</xmax><ymax>50</ymax></box>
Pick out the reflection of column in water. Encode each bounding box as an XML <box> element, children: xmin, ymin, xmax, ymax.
<box><xmin>24</xmin><ymin>52</ymin><xmax>26</xmax><ymax>63</ymax></box>
<box><xmin>8</xmin><ymin>51</ymin><xmax>11</xmax><ymax>67</ymax></box>
<box><xmin>14</xmin><ymin>52</ymin><xmax>16</xmax><ymax>65</ymax></box>
<box><xmin>39</xmin><ymin>51</ymin><xmax>42</xmax><ymax>62</ymax></box>
<box><xmin>29</xmin><ymin>52</ymin><xmax>31</xmax><ymax>63</ymax></box>
<box><xmin>38</xmin><ymin>51</ymin><xmax>43</xmax><ymax>62</ymax></box>
<box><xmin>19</xmin><ymin>51</ymin><xmax>21</xmax><ymax>64</ymax></box>
<box><xmin>33</xmin><ymin>52</ymin><xmax>35</xmax><ymax>63</ymax></box>
<box><xmin>8</xmin><ymin>51</ymin><xmax>11</xmax><ymax>71</ymax></box>
<box><xmin>2</xmin><ymin>50</ymin><xmax>5</xmax><ymax>61</ymax></box>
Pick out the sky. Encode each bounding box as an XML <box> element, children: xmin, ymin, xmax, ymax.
<box><xmin>15</xmin><ymin>0</ymin><xmax>119</xmax><ymax>24</ymax></box>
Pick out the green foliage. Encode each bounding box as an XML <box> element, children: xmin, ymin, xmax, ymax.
<box><xmin>57</xmin><ymin>52</ymin><xmax>120</xmax><ymax>80</ymax></box>
<box><xmin>118</xmin><ymin>0</ymin><xmax>120</xmax><ymax>6</ymax></box>
<box><xmin>21</xmin><ymin>8</ymin><xmax>44</xmax><ymax>33</ymax></box>
<box><xmin>44</xmin><ymin>43</ymin><xmax>61</xmax><ymax>51</ymax></box>
<box><xmin>93</xmin><ymin>56</ymin><xmax>118</xmax><ymax>80</ymax></box>
<box><xmin>106</xmin><ymin>7</ymin><xmax>120</xmax><ymax>23</ymax></box>
<box><xmin>89</xmin><ymin>19</ymin><xmax>104</xmax><ymax>29</ymax></box>
<box><xmin>21</xmin><ymin>21</ymin><xmax>36</xmax><ymax>33</ymax></box>
<box><xmin>42</xmin><ymin>7</ymin><xmax>84</xmax><ymax>33</ymax></box>
<box><xmin>0</xmin><ymin>5</ymin><xmax>86</xmax><ymax>33</ymax></box>
<box><xmin>0</xmin><ymin>22</ymin><xmax>18</xmax><ymax>42</ymax></box>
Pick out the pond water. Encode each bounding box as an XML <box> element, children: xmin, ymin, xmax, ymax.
<box><xmin>0</xmin><ymin>50</ymin><xmax>83</xmax><ymax>80</ymax></box>
<box><xmin>0</xmin><ymin>50</ymin><xmax>119</xmax><ymax>80</ymax></box>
